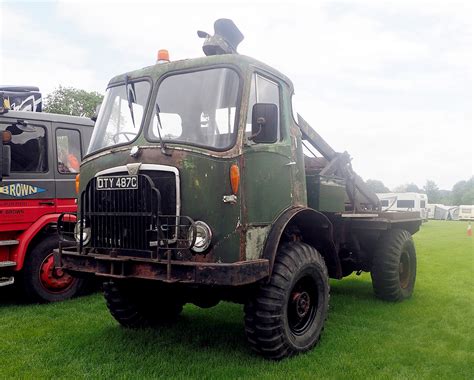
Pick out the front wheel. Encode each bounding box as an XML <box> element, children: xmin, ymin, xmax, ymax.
<box><xmin>371</xmin><ymin>229</ymin><xmax>417</xmax><ymax>302</ymax></box>
<box><xmin>21</xmin><ymin>235</ymin><xmax>85</xmax><ymax>302</ymax></box>
<box><xmin>103</xmin><ymin>280</ymin><xmax>184</xmax><ymax>328</ymax></box>
<box><xmin>244</xmin><ymin>242</ymin><xmax>329</xmax><ymax>360</ymax></box>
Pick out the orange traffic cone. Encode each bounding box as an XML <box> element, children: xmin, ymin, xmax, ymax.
<box><xmin>468</xmin><ymin>223</ymin><xmax>472</xmax><ymax>237</ymax></box>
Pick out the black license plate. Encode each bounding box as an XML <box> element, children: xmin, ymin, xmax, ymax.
<box><xmin>96</xmin><ymin>175</ymin><xmax>138</xmax><ymax>190</ymax></box>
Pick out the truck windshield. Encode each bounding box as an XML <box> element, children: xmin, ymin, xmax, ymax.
<box><xmin>149</xmin><ymin>68</ymin><xmax>240</xmax><ymax>150</ymax></box>
<box><xmin>88</xmin><ymin>80</ymin><xmax>150</xmax><ymax>154</ymax></box>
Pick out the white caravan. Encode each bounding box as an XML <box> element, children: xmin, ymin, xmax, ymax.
<box><xmin>458</xmin><ymin>205</ymin><xmax>474</xmax><ymax>220</ymax></box>
<box><xmin>427</xmin><ymin>203</ymin><xmax>438</xmax><ymax>219</ymax></box>
<box><xmin>426</xmin><ymin>204</ymin><xmax>459</xmax><ymax>220</ymax></box>
<box><xmin>377</xmin><ymin>192</ymin><xmax>428</xmax><ymax>220</ymax></box>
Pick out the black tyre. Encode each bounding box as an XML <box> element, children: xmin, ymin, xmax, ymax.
<box><xmin>103</xmin><ymin>280</ymin><xmax>184</xmax><ymax>328</ymax></box>
<box><xmin>371</xmin><ymin>229</ymin><xmax>416</xmax><ymax>302</ymax></box>
<box><xmin>21</xmin><ymin>235</ymin><xmax>85</xmax><ymax>303</ymax></box>
<box><xmin>244</xmin><ymin>242</ymin><xmax>329</xmax><ymax>360</ymax></box>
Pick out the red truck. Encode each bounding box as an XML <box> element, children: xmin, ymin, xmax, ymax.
<box><xmin>0</xmin><ymin>87</ymin><xmax>94</xmax><ymax>302</ymax></box>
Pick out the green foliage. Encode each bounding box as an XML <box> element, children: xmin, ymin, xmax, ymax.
<box><xmin>460</xmin><ymin>187</ymin><xmax>474</xmax><ymax>204</ymax></box>
<box><xmin>1</xmin><ymin>221</ymin><xmax>472</xmax><ymax>378</ymax></box>
<box><xmin>405</xmin><ymin>183</ymin><xmax>421</xmax><ymax>192</ymax></box>
<box><xmin>44</xmin><ymin>86</ymin><xmax>103</xmax><ymax>118</ymax></box>
<box><xmin>451</xmin><ymin>177</ymin><xmax>474</xmax><ymax>205</ymax></box>
<box><xmin>392</xmin><ymin>183</ymin><xmax>421</xmax><ymax>193</ymax></box>
<box><xmin>392</xmin><ymin>177</ymin><xmax>473</xmax><ymax>205</ymax></box>
<box><xmin>437</xmin><ymin>190</ymin><xmax>452</xmax><ymax>205</ymax></box>
<box><xmin>366</xmin><ymin>179</ymin><xmax>390</xmax><ymax>193</ymax></box>
<box><xmin>423</xmin><ymin>180</ymin><xmax>440</xmax><ymax>203</ymax></box>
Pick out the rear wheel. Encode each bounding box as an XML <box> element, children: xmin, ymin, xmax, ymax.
<box><xmin>244</xmin><ymin>242</ymin><xmax>329</xmax><ymax>360</ymax></box>
<box><xmin>103</xmin><ymin>280</ymin><xmax>184</xmax><ymax>328</ymax></box>
<box><xmin>371</xmin><ymin>229</ymin><xmax>416</xmax><ymax>301</ymax></box>
<box><xmin>21</xmin><ymin>235</ymin><xmax>85</xmax><ymax>302</ymax></box>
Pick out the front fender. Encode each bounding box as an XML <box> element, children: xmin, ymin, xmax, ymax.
<box><xmin>12</xmin><ymin>214</ymin><xmax>60</xmax><ymax>271</ymax></box>
<box><xmin>262</xmin><ymin>207</ymin><xmax>341</xmax><ymax>279</ymax></box>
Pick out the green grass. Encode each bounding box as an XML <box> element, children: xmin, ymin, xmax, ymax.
<box><xmin>1</xmin><ymin>221</ymin><xmax>473</xmax><ymax>379</ymax></box>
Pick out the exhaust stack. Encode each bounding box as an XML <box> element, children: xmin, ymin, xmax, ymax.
<box><xmin>197</xmin><ymin>19</ymin><xmax>244</xmax><ymax>56</ymax></box>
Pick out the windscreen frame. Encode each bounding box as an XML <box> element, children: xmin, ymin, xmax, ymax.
<box><xmin>146</xmin><ymin>65</ymin><xmax>244</xmax><ymax>152</ymax></box>
<box><xmin>85</xmin><ymin>76</ymin><xmax>153</xmax><ymax>157</ymax></box>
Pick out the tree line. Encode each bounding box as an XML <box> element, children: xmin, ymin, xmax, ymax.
<box><xmin>43</xmin><ymin>86</ymin><xmax>103</xmax><ymax>118</ymax></box>
<box><xmin>366</xmin><ymin>178</ymin><xmax>474</xmax><ymax>206</ymax></box>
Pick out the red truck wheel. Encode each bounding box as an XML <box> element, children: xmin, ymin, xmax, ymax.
<box><xmin>20</xmin><ymin>235</ymin><xmax>85</xmax><ymax>302</ymax></box>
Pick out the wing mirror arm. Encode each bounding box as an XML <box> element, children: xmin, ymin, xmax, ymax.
<box><xmin>249</xmin><ymin>103</ymin><xmax>278</xmax><ymax>144</ymax></box>
<box><xmin>248</xmin><ymin>117</ymin><xmax>266</xmax><ymax>141</ymax></box>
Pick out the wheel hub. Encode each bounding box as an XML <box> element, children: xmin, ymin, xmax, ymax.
<box><xmin>40</xmin><ymin>252</ymin><xmax>74</xmax><ymax>292</ymax></box>
<box><xmin>288</xmin><ymin>276</ymin><xmax>319</xmax><ymax>336</ymax></box>
<box><xmin>399</xmin><ymin>251</ymin><xmax>411</xmax><ymax>289</ymax></box>
<box><xmin>292</xmin><ymin>291</ymin><xmax>311</xmax><ymax>319</ymax></box>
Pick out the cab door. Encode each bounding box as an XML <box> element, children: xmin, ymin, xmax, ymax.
<box><xmin>242</xmin><ymin>73</ymin><xmax>294</xmax><ymax>225</ymax></box>
<box><xmin>52</xmin><ymin>123</ymin><xmax>83</xmax><ymax>215</ymax></box>
<box><xmin>0</xmin><ymin>118</ymin><xmax>55</xmax><ymax>229</ymax></box>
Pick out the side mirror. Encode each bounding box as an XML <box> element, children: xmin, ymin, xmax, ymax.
<box><xmin>91</xmin><ymin>103</ymin><xmax>102</xmax><ymax>122</ymax></box>
<box><xmin>250</xmin><ymin>103</ymin><xmax>278</xmax><ymax>144</ymax></box>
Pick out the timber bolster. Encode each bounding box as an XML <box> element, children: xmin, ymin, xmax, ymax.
<box><xmin>55</xmin><ymin>248</ymin><xmax>269</xmax><ymax>286</ymax></box>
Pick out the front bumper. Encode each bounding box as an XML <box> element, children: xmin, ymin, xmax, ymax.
<box><xmin>55</xmin><ymin>247</ymin><xmax>270</xmax><ymax>286</ymax></box>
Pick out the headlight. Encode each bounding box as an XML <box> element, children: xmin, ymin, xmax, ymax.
<box><xmin>74</xmin><ymin>219</ymin><xmax>91</xmax><ymax>245</ymax></box>
<box><xmin>191</xmin><ymin>221</ymin><xmax>212</xmax><ymax>253</ymax></box>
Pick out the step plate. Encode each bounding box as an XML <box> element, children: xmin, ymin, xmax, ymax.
<box><xmin>0</xmin><ymin>240</ymin><xmax>19</xmax><ymax>246</ymax></box>
<box><xmin>0</xmin><ymin>277</ymin><xmax>15</xmax><ymax>287</ymax></box>
<box><xmin>0</xmin><ymin>261</ymin><xmax>17</xmax><ymax>268</ymax></box>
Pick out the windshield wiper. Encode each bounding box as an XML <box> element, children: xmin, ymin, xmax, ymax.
<box><xmin>124</xmin><ymin>75</ymin><xmax>136</xmax><ymax>128</ymax></box>
<box><xmin>154</xmin><ymin>104</ymin><xmax>171</xmax><ymax>156</ymax></box>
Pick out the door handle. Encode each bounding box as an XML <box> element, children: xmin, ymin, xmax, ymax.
<box><xmin>39</xmin><ymin>201</ymin><xmax>55</xmax><ymax>206</ymax></box>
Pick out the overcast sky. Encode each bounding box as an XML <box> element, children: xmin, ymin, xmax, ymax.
<box><xmin>1</xmin><ymin>0</ymin><xmax>472</xmax><ymax>190</ymax></box>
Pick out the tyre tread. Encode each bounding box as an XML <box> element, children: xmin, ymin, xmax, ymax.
<box><xmin>244</xmin><ymin>241</ymin><xmax>330</xmax><ymax>360</ymax></box>
<box><xmin>371</xmin><ymin>229</ymin><xmax>416</xmax><ymax>302</ymax></box>
<box><xmin>103</xmin><ymin>281</ymin><xmax>183</xmax><ymax>328</ymax></box>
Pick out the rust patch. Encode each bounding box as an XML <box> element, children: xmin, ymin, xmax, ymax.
<box><xmin>59</xmin><ymin>249</ymin><xmax>269</xmax><ymax>286</ymax></box>
<box><xmin>245</xmin><ymin>225</ymin><xmax>271</xmax><ymax>260</ymax></box>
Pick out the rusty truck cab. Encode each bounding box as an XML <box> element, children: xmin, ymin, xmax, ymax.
<box><xmin>58</xmin><ymin>54</ymin><xmax>307</xmax><ymax>285</ymax></box>
<box><xmin>57</xmin><ymin>20</ymin><xmax>423</xmax><ymax>360</ymax></box>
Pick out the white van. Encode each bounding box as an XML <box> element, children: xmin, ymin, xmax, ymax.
<box><xmin>377</xmin><ymin>192</ymin><xmax>428</xmax><ymax>220</ymax></box>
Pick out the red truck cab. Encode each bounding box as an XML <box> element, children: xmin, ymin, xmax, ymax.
<box><xmin>0</xmin><ymin>95</ymin><xmax>93</xmax><ymax>302</ymax></box>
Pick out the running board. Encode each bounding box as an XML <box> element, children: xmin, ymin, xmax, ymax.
<box><xmin>0</xmin><ymin>277</ymin><xmax>14</xmax><ymax>287</ymax></box>
<box><xmin>0</xmin><ymin>240</ymin><xmax>19</xmax><ymax>246</ymax></box>
<box><xmin>0</xmin><ymin>261</ymin><xmax>17</xmax><ymax>268</ymax></box>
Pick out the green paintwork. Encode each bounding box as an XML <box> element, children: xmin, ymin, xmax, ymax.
<box><xmin>107</xmin><ymin>54</ymin><xmax>294</xmax><ymax>91</ymax></box>
<box><xmin>80</xmin><ymin>149</ymin><xmax>241</xmax><ymax>263</ymax></box>
<box><xmin>306</xmin><ymin>175</ymin><xmax>346</xmax><ymax>212</ymax></box>
<box><xmin>78</xmin><ymin>53</ymin><xmax>345</xmax><ymax>264</ymax></box>
<box><xmin>243</xmin><ymin>146</ymin><xmax>293</xmax><ymax>224</ymax></box>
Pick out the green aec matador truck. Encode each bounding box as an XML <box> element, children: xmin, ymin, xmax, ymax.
<box><xmin>56</xmin><ymin>20</ymin><xmax>421</xmax><ymax>360</ymax></box>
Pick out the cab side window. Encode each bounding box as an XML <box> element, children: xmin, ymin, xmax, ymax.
<box><xmin>246</xmin><ymin>74</ymin><xmax>280</xmax><ymax>140</ymax></box>
<box><xmin>0</xmin><ymin>123</ymin><xmax>48</xmax><ymax>172</ymax></box>
<box><xmin>56</xmin><ymin>129</ymin><xmax>81</xmax><ymax>174</ymax></box>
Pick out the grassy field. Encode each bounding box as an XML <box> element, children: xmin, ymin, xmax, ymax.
<box><xmin>1</xmin><ymin>220</ymin><xmax>473</xmax><ymax>379</ymax></box>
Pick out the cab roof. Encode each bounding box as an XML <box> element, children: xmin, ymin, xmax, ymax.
<box><xmin>0</xmin><ymin>110</ymin><xmax>95</xmax><ymax>127</ymax></box>
<box><xmin>108</xmin><ymin>54</ymin><xmax>294</xmax><ymax>92</ymax></box>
